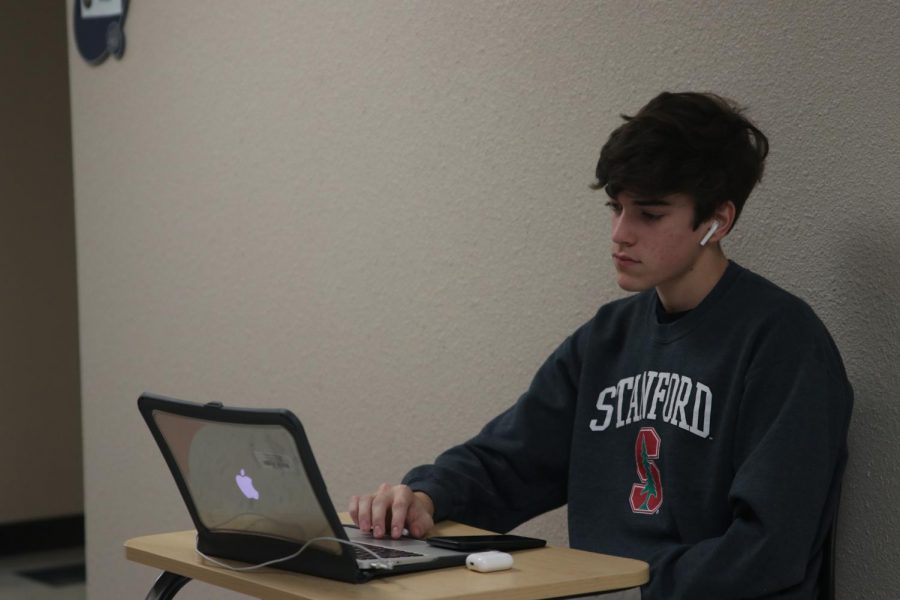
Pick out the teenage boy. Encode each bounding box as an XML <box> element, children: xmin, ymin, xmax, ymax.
<box><xmin>349</xmin><ymin>92</ymin><xmax>853</xmax><ymax>599</ymax></box>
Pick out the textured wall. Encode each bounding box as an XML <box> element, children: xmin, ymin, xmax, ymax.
<box><xmin>0</xmin><ymin>0</ymin><xmax>82</xmax><ymax>524</ymax></box>
<box><xmin>68</xmin><ymin>2</ymin><xmax>898</xmax><ymax>598</ymax></box>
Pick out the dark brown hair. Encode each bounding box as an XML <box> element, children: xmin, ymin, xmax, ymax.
<box><xmin>593</xmin><ymin>92</ymin><xmax>769</xmax><ymax>228</ymax></box>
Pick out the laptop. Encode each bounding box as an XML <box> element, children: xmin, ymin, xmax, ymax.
<box><xmin>137</xmin><ymin>392</ymin><xmax>468</xmax><ymax>583</ymax></box>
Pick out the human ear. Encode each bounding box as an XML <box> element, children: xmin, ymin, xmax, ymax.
<box><xmin>705</xmin><ymin>201</ymin><xmax>736</xmax><ymax>244</ymax></box>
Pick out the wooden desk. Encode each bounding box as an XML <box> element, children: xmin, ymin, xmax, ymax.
<box><xmin>125</xmin><ymin>519</ymin><xmax>648</xmax><ymax>600</ymax></box>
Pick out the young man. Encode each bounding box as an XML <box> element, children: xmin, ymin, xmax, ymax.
<box><xmin>349</xmin><ymin>92</ymin><xmax>853</xmax><ymax>599</ymax></box>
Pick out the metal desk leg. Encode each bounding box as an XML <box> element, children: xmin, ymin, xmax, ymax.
<box><xmin>145</xmin><ymin>571</ymin><xmax>191</xmax><ymax>600</ymax></box>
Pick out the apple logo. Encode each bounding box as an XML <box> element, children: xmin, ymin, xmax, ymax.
<box><xmin>235</xmin><ymin>469</ymin><xmax>260</xmax><ymax>500</ymax></box>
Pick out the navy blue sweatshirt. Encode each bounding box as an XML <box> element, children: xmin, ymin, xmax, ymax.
<box><xmin>404</xmin><ymin>262</ymin><xmax>852</xmax><ymax>599</ymax></box>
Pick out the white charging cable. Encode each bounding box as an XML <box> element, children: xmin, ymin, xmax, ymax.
<box><xmin>194</xmin><ymin>533</ymin><xmax>397</xmax><ymax>571</ymax></box>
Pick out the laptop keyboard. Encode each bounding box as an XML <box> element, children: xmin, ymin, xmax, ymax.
<box><xmin>352</xmin><ymin>542</ymin><xmax>424</xmax><ymax>560</ymax></box>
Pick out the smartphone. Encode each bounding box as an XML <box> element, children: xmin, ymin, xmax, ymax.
<box><xmin>425</xmin><ymin>534</ymin><xmax>546</xmax><ymax>552</ymax></box>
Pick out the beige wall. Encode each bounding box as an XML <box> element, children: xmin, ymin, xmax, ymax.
<box><xmin>0</xmin><ymin>1</ymin><xmax>82</xmax><ymax>524</ymax></box>
<box><xmin>68</xmin><ymin>2</ymin><xmax>899</xmax><ymax>598</ymax></box>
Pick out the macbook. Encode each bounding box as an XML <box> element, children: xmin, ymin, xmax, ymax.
<box><xmin>137</xmin><ymin>392</ymin><xmax>467</xmax><ymax>583</ymax></box>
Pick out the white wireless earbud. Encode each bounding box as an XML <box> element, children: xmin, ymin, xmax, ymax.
<box><xmin>699</xmin><ymin>220</ymin><xmax>720</xmax><ymax>246</ymax></box>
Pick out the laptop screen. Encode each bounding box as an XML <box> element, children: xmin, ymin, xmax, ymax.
<box><xmin>150</xmin><ymin>410</ymin><xmax>342</xmax><ymax>554</ymax></box>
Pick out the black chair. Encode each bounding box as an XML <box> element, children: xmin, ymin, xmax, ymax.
<box><xmin>817</xmin><ymin>503</ymin><xmax>839</xmax><ymax>600</ymax></box>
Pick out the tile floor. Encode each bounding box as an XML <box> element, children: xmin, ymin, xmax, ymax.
<box><xmin>0</xmin><ymin>547</ymin><xmax>85</xmax><ymax>600</ymax></box>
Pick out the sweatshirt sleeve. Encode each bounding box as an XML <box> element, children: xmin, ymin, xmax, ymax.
<box><xmin>402</xmin><ymin>322</ymin><xmax>589</xmax><ymax>532</ymax></box>
<box><xmin>643</xmin><ymin>318</ymin><xmax>853</xmax><ymax>599</ymax></box>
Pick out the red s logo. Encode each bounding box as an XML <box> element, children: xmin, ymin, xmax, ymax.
<box><xmin>630</xmin><ymin>427</ymin><xmax>663</xmax><ymax>514</ymax></box>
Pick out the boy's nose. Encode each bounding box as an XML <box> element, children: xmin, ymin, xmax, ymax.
<box><xmin>611</xmin><ymin>216</ymin><xmax>635</xmax><ymax>246</ymax></box>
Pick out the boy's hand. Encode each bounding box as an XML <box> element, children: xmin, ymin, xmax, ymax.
<box><xmin>349</xmin><ymin>483</ymin><xmax>435</xmax><ymax>539</ymax></box>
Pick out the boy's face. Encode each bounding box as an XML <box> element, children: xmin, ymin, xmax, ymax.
<box><xmin>607</xmin><ymin>191</ymin><xmax>716</xmax><ymax>297</ymax></box>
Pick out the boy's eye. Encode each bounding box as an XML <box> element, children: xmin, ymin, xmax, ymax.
<box><xmin>604</xmin><ymin>201</ymin><xmax>663</xmax><ymax>221</ymax></box>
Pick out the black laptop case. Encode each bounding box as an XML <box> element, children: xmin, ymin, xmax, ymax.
<box><xmin>139</xmin><ymin>393</ymin><xmax>448</xmax><ymax>583</ymax></box>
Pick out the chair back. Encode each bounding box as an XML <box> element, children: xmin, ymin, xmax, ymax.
<box><xmin>817</xmin><ymin>500</ymin><xmax>839</xmax><ymax>600</ymax></box>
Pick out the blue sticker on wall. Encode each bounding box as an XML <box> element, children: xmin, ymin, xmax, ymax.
<box><xmin>74</xmin><ymin>0</ymin><xmax>129</xmax><ymax>65</ymax></box>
